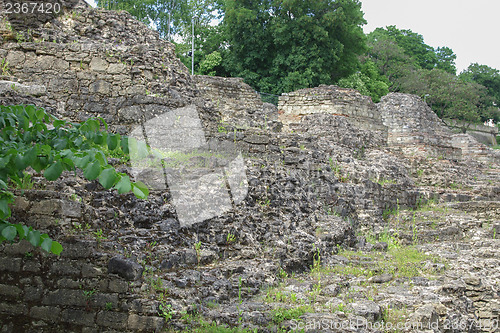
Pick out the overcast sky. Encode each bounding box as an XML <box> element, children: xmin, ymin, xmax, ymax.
<box><xmin>86</xmin><ymin>0</ymin><xmax>499</xmax><ymax>73</ymax></box>
<box><xmin>361</xmin><ymin>0</ymin><xmax>500</xmax><ymax>73</ymax></box>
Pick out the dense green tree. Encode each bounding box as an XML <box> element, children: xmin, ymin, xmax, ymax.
<box><xmin>198</xmin><ymin>50</ymin><xmax>222</xmax><ymax>75</ymax></box>
<box><xmin>460</xmin><ymin>63</ymin><xmax>500</xmax><ymax>121</ymax></box>
<box><xmin>368</xmin><ymin>26</ymin><xmax>457</xmax><ymax>75</ymax></box>
<box><xmin>223</xmin><ymin>0</ymin><xmax>367</xmax><ymax>95</ymax></box>
<box><xmin>435</xmin><ymin>47</ymin><xmax>457</xmax><ymax>75</ymax></box>
<box><xmin>366</xmin><ymin>34</ymin><xmax>416</xmax><ymax>91</ymax></box>
<box><xmin>337</xmin><ymin>60</ymin><xmax>389</xmax><ymax>102</ymax></box>
<box><xmin>96</xmin><ymin>0</ymin><xmax>220</xmax><ymax>40</ymax></box>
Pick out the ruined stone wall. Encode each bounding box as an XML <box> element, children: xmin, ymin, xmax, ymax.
<box><xmin>0</xmin><ymin>5</ymin><xmax>195</xmax><ymax>134</ymax></box>
<box><xmin>451</xmin><ymin>134</ymin><xmax>500</xmax><ymax>164</ymax></box>
<box><xmin>194</xmin><ymin>75</ymin><xmax>277</xmax><ymax>128</ymax></box>
<box><xmin>278</xmin><ymin>85</ymin><xmax>387</xmax><ymax>135</ymax></box>
<box><xmin>378</xmin><ymin>93</ymin><xmax>462</xmax><ymax>159</ymax></box>
<box><xmin>0</xmin><ymin>191</ymin><xmax>165</xmax><ymax>332</ymax></box>
<box><xmin>444</xmin><ymin>119</ymin><xmax>499</xmax><ymax>146</ymax></box>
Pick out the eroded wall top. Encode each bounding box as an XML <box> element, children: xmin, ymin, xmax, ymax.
<box><xmin>1</xmin><ymin>3</ymin><xmax>195</xmax><ymax>133</ymax></box>
<box><xmin>278</xmin><ymin>85</ymin><xmax>387</xmax><ymax>134</ymax></box>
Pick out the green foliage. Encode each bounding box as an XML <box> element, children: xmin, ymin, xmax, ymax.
<box><xmin>271</xmin><ymin>306</ymin><xmax>310</xmax><ymax>324</ymax></box>
<box><xmin>223</xmin><ymin>0</ymin><xmax>367</xmax><ymax>95</ymax></box>
<box><xmin>460</xmin><ymin>63</ymin><xmax>500</xmax><ymax>122</ymax></box>
<box><xmin>0</xmin><ymin>104</ymin><xmax>149</xmax><ymax>254</ymax></box>
<box><xmin>369</xmin><ymin>26</ymin><xmax>445</xmax><ymax>71</ymax></box>
<box><xmin>159</xmin><ymin>302</ymin><xmax>174</xmax><ymax>322</ymax></box>
<box><xmin>198</xmin><ymin>51</ymin><xmax>222</xmax><ymax>76</ymax></box>
<box><xmin>0</xmin><ymin>59</ymin><xmax>10</xmax><ymax>76</ymax></box>
<box><xmin>97</xmin><ymin>0</ymin><xmax>220</xmax><ymax>39</ymax></box>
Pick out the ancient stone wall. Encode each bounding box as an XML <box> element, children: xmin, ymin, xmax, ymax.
<box><xmin>444</xmin><ymin>119</ymin><xmax>499</xmax><ymax>146</ymax></box>
<box><xmin>451</xmin><ymin>134</ymin><xmax>500</xmax><ymax>164</ymax></box>
<box><xmin>378</xmin><ymin>93</ymin><xmax>462</xmax><ymax>159</ymax></box>
<box><xmin>0</xmin><ymin>191</ymin><xmax>165</xmax><ymax>332</ymax></box>
<box><xmin>0</xmin><ymin>5</ymin><xmax>195</xmax><ymax>134</ymax></box>
<box><xmin>278</xmin><ymin>85</ymin><xmax>387</xmax><ymax>135</ymax></box>
<box><xmin>194</xmin><ymin>75</ymin><xmax>277</xmax><ymax>128</ymax></box>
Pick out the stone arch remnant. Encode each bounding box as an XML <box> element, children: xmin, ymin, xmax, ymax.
<box><xmin>128</xmin><ymin>104</ymin><xmax>248</xmax><ymax>227</ymax></box>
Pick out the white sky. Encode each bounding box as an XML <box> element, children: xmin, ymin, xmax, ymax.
<box><xmin>361</xmin><ymin>0</ymin><xmax>500</xmax><ymax>73</ymax></box>
<box><xmin>86</xmin><ymin>0</ymin><xmax>499</xmax><ymax>73</ymax></box>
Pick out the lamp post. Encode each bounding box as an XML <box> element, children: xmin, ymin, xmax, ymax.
<box><xmin>191</xmin><ymin>15</ymin><xmax>198</xmax><ymax>75</ymax></box>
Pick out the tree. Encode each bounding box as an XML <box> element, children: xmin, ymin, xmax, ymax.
<box><xmin>368</xmin><ymin>26</ymin><xmax>457</xmax><ymax>75</ymax></box>
<box><xmin>222</xmin><ymin>0</ymin><xmax>367</xmax><ymax>95</ymax></box>
<box><xmin>460</xmin><ymin>63</ymin><xmax>500</xmax><ymax>121</ymax></box>
<box><xmin>435</xmin><ymin>47</ymin><xmax>457</xmax><ymax>75</ymax></box>
<box><xmin>96</xmin><ymin>0</ymin><xmax>220</xmax><ymax>40</ymax></box>
<box><xmin>198</xmin><ymin>50</ymin><xmax>222</xmax><ymax>75</ymax></box>
<box><xmin>396</xmin><ymin>68</ymin><xmax>484</xmax><ymax>124</ymax></box>
<box><xmin>337</xmin><ymin>60</ymin><xmax>389</xmax><ymax>102</ymax></box>
<box><xmin>366</xmin><ymin>34</ymin><xmax>417</xmax><ymax>92</ymax></box>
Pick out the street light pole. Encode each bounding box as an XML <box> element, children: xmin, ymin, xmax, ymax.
<box><xmin>191</xmin><ymin>15</ymin><xmax>198</xmax><ymax>75</ymax></box>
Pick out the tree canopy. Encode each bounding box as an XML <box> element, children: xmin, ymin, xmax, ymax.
<box><xmin>222</xmin><ymin>0</ymin><xmax>367</xmax><ymax>95</ymax></box>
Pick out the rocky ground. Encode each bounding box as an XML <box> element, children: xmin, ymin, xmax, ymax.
<box><xmin>7</xmin><ymin>119</ymin><xmax>498</xmax><ymax>332</ymax></box>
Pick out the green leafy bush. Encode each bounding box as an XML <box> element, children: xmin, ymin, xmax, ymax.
<box><xmin>0</xmin><ymin>104</ymin><xmax>149</xmax><ymax>254</ymax></box>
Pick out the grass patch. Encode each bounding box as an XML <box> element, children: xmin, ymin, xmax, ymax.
<box><xmin>271</xmin><ymin>305</ymin><xmax>312</xmax><ymax>324</ymax></box>
<box><xmin>330</xmin><ymin>245</ymin><xmax>441</xmax><ymax>279</ymax></box>
<box><xmin>177</xmin><ymin>314</ymin><xmax>256</xmax><ymax>333</ymax></box>
<box><xmin>382</xmin><ymin>306</ymin><xmax>410</xmax><ymax>330</ymax></box>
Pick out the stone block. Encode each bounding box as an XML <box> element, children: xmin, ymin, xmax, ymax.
<box><xmin>0</xmin><ymin>302</ymin><xmax>26</xmax><ymax>315</ymax></box>
<box><xmin>127</xmin><ymin>314</ymin><xmax>164</xmax><ymax>331</ymax></box>
<box><xmin>6</xmin><ymin>50</ymin><xmax>25</xmax><ymax>66</ymax></box>
<box><xmin>90</xmin><ymin>57</ymin><xmax>109</xmax><ymax>72</ymax></box>
<box><xmin>96</xmin><ymin>311</ymin><xmax>128</xmax><ymax>329</ymax></box>
<box><xmin>90</xmin><ymin>80</ymin><xmax>111</xmax><ymax>95</ymax></box>
<box><xmin>30</xmin><ymin>306</ymin><xmax>61</xmax><ymax>322</ymax></box>
<box><xmin>108</xmin><ymin>63</ymin><xmax>126</xmax><ymax>74</ymax></box>
<box><xmin>60</xmin><ymin>240</ymin><xmax>95</xmax><ymax>259</ymax></box>
<box><xmin>23</xmin><ymin>260</ymin><xmax>41</xmax><ymax>273</ymax></box>
<box><xmin>82</xmin><ymin>263</ymin><xmax>102</xmax><ymax>278</ymax></box>
<box><xmin>351</xmin><ymin>301</ymin><xmax>382</xmax><ymax>322</ymax></box>
<box><xmin>30</xmin><ymin>199</ymin><xmax>81</xmax><ymax>218</ymax></box>
<box><xmin>24</xmin><ymin>286</ymin><xmax>43</xmax><ymax>302</ymax></box>
<box><xmin>0</xmin><ymin>284</ymin><xmax>21</xmax><ymax>298</ymax></box>
<box><xmin>93</xmin><ymin>293</ymin><xmax>119</xmax><ymax>308</ymax></box>
<box><xmin>3</xmin><ymin>240</ymin><xmax>34</xmax><ymax>255</ymax></box>
<box><xmin>50</xmin><ymin>260</ymin><xmax>81</xmax><ymax>276</ymax></box>
<box><xmin>42</xmin><ymin>289</ymin><xmax>87</xmax><ymax>307</ymax></box>
<box><xmin>108</xmin><ymin>256</ymin><xmax>143</xmax><ymax>280</ymax></box>
<box><xmin>108</xmin><ymin>279</ymin><xmax>128</xmax><ymax>293</ymax></box>
<box><xmin>0</xmin><ymin>256</ymin><xmax>21</xmax><ymax>272</ymax></box>
<box><xmin>61</xmin><ymin>308</ymin><xmax>95</xmax><ymax>326</ymax></box>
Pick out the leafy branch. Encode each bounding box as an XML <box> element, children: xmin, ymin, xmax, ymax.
<box><xmin>0</xmin><ymin>104</ymin><xmax>149</xmax><ymax>254</ymax></box>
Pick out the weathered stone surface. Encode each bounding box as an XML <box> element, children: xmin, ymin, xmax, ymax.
<box><xmin>30</xmin><ymin>306</ymin><xmax>61</xmax><ymax>322</ymax></box>
<box><xmin>279</xmin><ymin>85</ymin><xmax>387</xmax><ymax>133</ymax></box>
<box><xmin>61</xmin><ymin>308</ymin><xmax>96</xmax><ymax>326</ymax></box>
<box><xmin>127</xmin><ymin>313</ymin><xmax>165</xmax><ymax>331</ymax></box>
<box><xmin>0</xmin><ymin>80</ymin><xmax>46</xmax><ymax>96</ymax></box>
<box><xmin>42</xmin><ymin>289</ymin><xmax>87</xmax><ymax>307</ymax></box>
<box><xmin>96</xmin><ymin>311</ymin><xmax>128</xmax><ymax>329</ymax></box>
<box><xmin>351</xmin><ymin>301</ymin><xmax>382</xmax><ymax>321</ymax></box>
<box><xmin>108</xmin><ymin>256</ymin><xmax>143</xmax><ymax>280</ymax></box>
